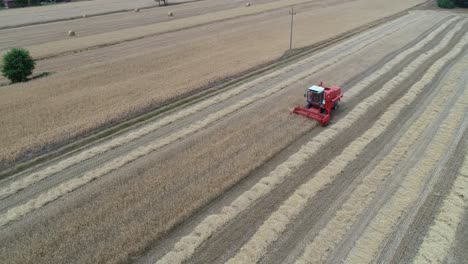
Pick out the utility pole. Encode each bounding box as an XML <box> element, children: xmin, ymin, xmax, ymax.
<box><xmin>289</xmin><ymin>7</ymin><xmax>297</xmax><ymax>50</ymax></box>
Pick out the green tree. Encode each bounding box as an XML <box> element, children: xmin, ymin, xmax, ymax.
<box><xmin>13</xmin><ymin>0</ymin><xmax>40</xmax><ymax>6</ymax></box>
<box><xmin>1</xmin><ymin>48</ymin><xmax>36</xmax><ymax>83</ymax></box>
<box><xmin>437</xmin><ymin>0</ymin><xmax>456</xmax><ymax>8</ymax></box>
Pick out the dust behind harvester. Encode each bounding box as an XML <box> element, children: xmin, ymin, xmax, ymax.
<box><xmin>293</xmin><ymin>82</ymin><xmax>343</xmax><ymax>126</ymax></box>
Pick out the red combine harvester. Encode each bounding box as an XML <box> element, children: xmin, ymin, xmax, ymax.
<box><xmin>293</xmin><ymin>82</ymin><xmax>343</xmax><ymax>126</ymax></box>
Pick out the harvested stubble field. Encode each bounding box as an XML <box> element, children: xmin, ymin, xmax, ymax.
<box><xmin>0</xmin><ymin>0</ymin><xmax>192</xmax><ymax>30</ymax></box>
<box><xmin>0</xmin><ymin>0</ymin><xmax>425</xmax><ymax>168</ymax></box>
<box><xmin>1</xmin><ymin>1</ymin><xmax>468</xmax><ymax>264</ymax></box>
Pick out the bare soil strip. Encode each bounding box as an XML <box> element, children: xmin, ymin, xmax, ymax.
<box><xmin>343</xmin><ymin>64</ymin><xmax>468</xmax><ymax>263</ymax></box>
<box><xmin>294</xmin><ymin>37</ymin><xmax>468</xmax><ymax>264</ymax></box>
<box><xmin>0</xmin><ymin>13</ymin><xmax>413</xmax><ymax>201</ymax></box>
<box><xmin>226</xmin><ymin>20</ymin><xmax>467</xmax><ymax>264</ymax></box>
<box><xmin>155</xmin><ymin>17</ymin><xmax>460</xmax><ymax>264</ymax></box>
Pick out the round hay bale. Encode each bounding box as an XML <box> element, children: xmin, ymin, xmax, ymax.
<box><xmin>82</xmin><ymin>14</ymin><xmax>88</xmax><ymax>18</ymax></box>
<box><xmin>134</xmin><ymin>8</ymin><xmax>140</xmax><ymax>12</ymax></box>
<box><xmin>68</xmin><ymin>30</ymin><xmax>76</xmax><ymax>37</ymax></box>
<box><xmin>245</xmin><ymin>2</ymin><xmax>251</xmax><ymax>6</ymax></box>
<box><xmin>168</xmin><ymin>11</ymin><xmax>173</xmax><ymax>17</ymax></box>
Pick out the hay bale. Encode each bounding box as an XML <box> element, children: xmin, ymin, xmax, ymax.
<box><xmin>68</xmin><ymin>31</ymin><xmax>76</xmax><ymax>37</ymax></box>
<box><xmin>168</xmin><ymin>11</ymin><xmax>173</xmax><ymax>16</ymax></box>
<box><xmin>134</xmin><ymin>8</ymin><xmax>140</xmax><ymax>12</ymax></box>
<box><xmin>246</xmin><ymin>2</ymin><xmax>251</xmax><ymax>6</ymax></box>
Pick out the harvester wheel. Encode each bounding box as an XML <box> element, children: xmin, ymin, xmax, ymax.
<box><xmin>333</xmin><ymin>102</ymin><xmax>339</xmax><ymax>110</ymax></box>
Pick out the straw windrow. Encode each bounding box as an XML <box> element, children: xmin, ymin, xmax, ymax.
<box><xmin>157</xmin><ymin>18</ymin><xmax>464</xmax><ymax>264</ymax></box>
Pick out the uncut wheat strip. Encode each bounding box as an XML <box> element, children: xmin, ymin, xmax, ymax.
<box><xmin>156</xmin><ymin>18</ymin><xmax>466</xmax><ymax>264</ymax></box>
<box><xmin>0</xmin><ymin>11</ymin><xmax>417</xmax><ymax>200</ymax></box>
<box><xmin>0</xmin><ymin>21</ymin><xmax>388</xmax><ymax>199</ymax></box>
<box><xmin>413</xmin><ymin>153</ymin><xmax>468</xmax><ymax>263</ymax></box>
<box><xmin>343</xmin><ymin>79</ymin><xmax>468</xmax><ymax>264</ymax></box>
<box><xmin>293</xmin><ymin>46</ymin><xmax>468</xmax><ymax>264</ymax></box>
<box><xmin>227</xmin><ymin>22</ymin><xmax>468</xmax><ymax>264</ymax></box>
<box><xmin>0</xmin><ymin>24</ymin><xmax>411</xmax><ymax>227</ymax></box>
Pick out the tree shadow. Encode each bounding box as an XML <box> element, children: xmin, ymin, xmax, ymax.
<box><xmin>30</xmin><ymin>71</ymin><xmax>52</xmax><ymax>80</ymax></box>
<box><xmin>0</xmin><ymin>72</ymin><xmax>53</xmax><ymax>87</ymax></box>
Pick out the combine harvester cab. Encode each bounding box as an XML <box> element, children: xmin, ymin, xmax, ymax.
<box><xmin>293</xmin><ymin>82</ymin><xmax>343</xmax><ymax>126</ymax></box>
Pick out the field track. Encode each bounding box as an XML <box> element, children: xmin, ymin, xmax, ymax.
<box><xmin>1</xmin><ymin>1</ymin><xmax>467</xmax><ymax>264</ymax></box>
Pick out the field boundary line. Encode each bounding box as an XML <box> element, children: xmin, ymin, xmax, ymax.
<box><xmin>343</xmin><ymin>59</ymin><xmax>468</xmax><ymax>264</ymax></box>
<box><xmin>294</xmin><ymin>39</ymin><xmax>468</xmax><ymax>264</ymax></box>
<box><xmin>0</xmin><ymin>12</ymin><xmax>421</xmax><ymax>199</ymax></box>
<box><xmin>0</xmin><ymin>8</ymin><xmax>418</xmax><ymax>180</ymax></box>
<box><xmin>155</xmin><ymin>18</ymin><xmax>464</xmax><ymax>264</ymax></box>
